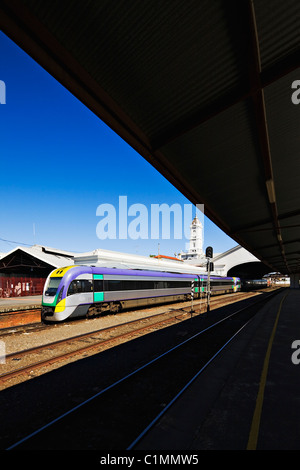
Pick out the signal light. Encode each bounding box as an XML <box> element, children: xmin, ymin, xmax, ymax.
<box><xmin>206</xmin><ymin>246</ymin><xmax>213</xmax><ymax>258</ymax></box>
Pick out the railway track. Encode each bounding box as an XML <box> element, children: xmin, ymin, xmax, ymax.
<box><xmin>0</xmin><ymin>289</ymin><xmax>278</xmax><ymax>390</ymax></box>
<box><xmin>0</xmin><ymin>289</ymin><xmax>273</xmax><ymax>388</ymax></box>
<box><xmin>4</xmin><ymin>288</ymin><xmax>283</xmax><ymax>450</ymax></box>
<box><xmin>0</xmin><ymin>289</ymin><xmax>268</xmax><ymax>334</ymax></box>
<box><xmin>0</xmin><ymin>308</ymin><xmax>41</xmax><ymax>331</ymax></box>
<box><xmin>0</xmin><ymin>309</ymin><xmax>193</xmax><ymax>388</ymax></box>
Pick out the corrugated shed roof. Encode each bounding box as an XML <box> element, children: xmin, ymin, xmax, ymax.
<box><xmin>0</xmin><ymin>245</ymin><xmax>75</xmax><ymax>269</ymax></box>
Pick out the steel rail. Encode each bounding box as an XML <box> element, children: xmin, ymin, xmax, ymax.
<box><xmin>0</xmin><ymin>289</ymin><xmax>263</xmax><ymax>331</ymax></box>
<box><xmin>127</xmin><ymin>318</ymin><xmax>253</xmax><ymax>450</ymax></box>
<box><xmin>6</xmin><ymin>288</ymin><xmax>281</xmax><ymax>450</ymax></box>
<box><xmin>0</xmin><ymin>308</ymin><xmax>194</xmax><ymax>384</ymax></box>
<box><xmin>0</xmin><ymin>290</ymin><xmax>267</xmax><ymax>383</ymax></box>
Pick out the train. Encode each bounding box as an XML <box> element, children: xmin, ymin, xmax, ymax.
<box><xmin>241</xmin><ymin>278</ymin><xmax>271</xmax><ymax>291</ymax></box>
<box><xmin>41</xmin><ymin>265</ymin><xmax>241</xmax><ymax>322</ymax></box>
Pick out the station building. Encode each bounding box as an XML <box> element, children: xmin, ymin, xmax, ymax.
<box><xmin>0</xmin><ymin>245</ymin><xmax>74</xmax><ymax>298</ymax></box>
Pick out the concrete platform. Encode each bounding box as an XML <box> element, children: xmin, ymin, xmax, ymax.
<box><xmin>0</xmin><ymin>295</ymin><xmax>42</xmax><ymax>312</ymax></box>
<box><xmin>135</xmin><ymin>288</ymin><xmax>300</xmax><ymax>450</ymax></box>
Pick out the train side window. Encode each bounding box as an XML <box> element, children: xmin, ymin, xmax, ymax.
<box><xmin>82</xmin><ymin>280</ymin><xmax>93</xmax><ymax>292</ymax></box>
<box><xmin>104</xmin><ymin>280</ymin><xmax>123</xmax><ymax>291</ymax></box>
<box><xmin>102</xmin><ymin>278</ymin><xmax>192</xmax><ymax>291</ymax></box>
<box><xmin>103</xmin><ymin>280</ymin><xmax>154</xmax><ymax>291</ymax></box>
<box><xmin>68</xmin><ymin>279</ymin><xmax>93</xmax><ymax>296</ymax></box>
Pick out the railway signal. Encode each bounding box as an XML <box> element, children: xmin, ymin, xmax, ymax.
<box><xmin>206</xmin><ymin>246</ymin><xmax>213</xmax><ymax>259</ymax></box>
<box><xmin>206</xmin><ymin>246</ymin><xmax>213</xmax><ymax>313</ymax></box>
<box><xmin>190</xmin><ymin>279</ymin><xmax>195</xmax><ymax>315</ymax></box>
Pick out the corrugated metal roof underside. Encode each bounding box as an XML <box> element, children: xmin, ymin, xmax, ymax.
<box><xmin>22</xmin><ymin>0</ymin><xmax>249</xmax><ymax>140</ymax></box>
<box><xmin>1</xmin><ymin>0</ymin><xmax>299</xmax><ymax>274</ymax></box>
<box><xmin>254</xmin><ymin>0</ymin><xmax>300</xmax><ymax>69</ymax></box>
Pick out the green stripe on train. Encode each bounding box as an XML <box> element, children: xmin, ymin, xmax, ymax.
<box><xmin>94</xmin><ymin>292</ymin><xmax>104</xmax><ymax>302</ymax></box>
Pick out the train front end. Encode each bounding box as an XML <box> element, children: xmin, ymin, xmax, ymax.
<box><xmin>41</xmin><ymin>266</ymin><xmax>74</xmax><ymax>322</ymax></box>
<box><xmin>233</xmin><ymin>277</ymin><xmax>241</xmax><ymax>292</ymax></box>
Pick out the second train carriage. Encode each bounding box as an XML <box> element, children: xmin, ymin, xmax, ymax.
<box><xmin>41</xmin><ymin>265</ymin><xmax>241</xmax><ymax>322</ymax></box>
<box><xmin>241</xmin><ymin>278</ymin><xmax>270</xmax><ymax>291</ymax></box>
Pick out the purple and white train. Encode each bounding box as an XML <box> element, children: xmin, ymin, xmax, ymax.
<box><xmin>41</xmin><ymin>265</ymin><xmax>241</xmax><ymax>322</ymax></box>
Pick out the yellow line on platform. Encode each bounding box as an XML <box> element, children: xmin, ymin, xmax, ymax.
<box><xmin>247</xmin><ymin>293</ymin><xmax>288</xmax><ymax>450</ymax></box>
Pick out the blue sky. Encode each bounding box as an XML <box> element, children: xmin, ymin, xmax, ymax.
<box><xmin>0</xmin><ymin>31</ymin><xmax>236</xmax><ymax>257</ymax></box>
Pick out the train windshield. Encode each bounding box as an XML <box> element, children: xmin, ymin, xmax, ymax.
<box><xmin>45</xmin><ymin>277</ymin><xmax>62</xmax><ymax>296</ymax></box>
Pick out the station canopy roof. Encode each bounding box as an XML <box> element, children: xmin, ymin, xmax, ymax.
<box><xmin>0</xmin><ymin>245</ymin><xmax>74</xmax><ymax>275</ymax></box>
<box><xmin>1</xmin><ymin>0</ymin><xmax>300</xmax><ymax>274</ymax></box>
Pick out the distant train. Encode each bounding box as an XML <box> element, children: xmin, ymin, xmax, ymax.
<box><xmin>241</xmin><ymin>278</ymin><xmax>271</xmax><ymax>291</ymax></box>
<box><xmin>41</xmin><ymin>265</ymin><xmax>241</xmax><ymax>322</ymax></box>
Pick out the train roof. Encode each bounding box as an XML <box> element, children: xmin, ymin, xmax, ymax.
<box><xmin>53</xmin><ymin>265</ymin><xmax>236</xmax><ymax>280</ymax></box>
